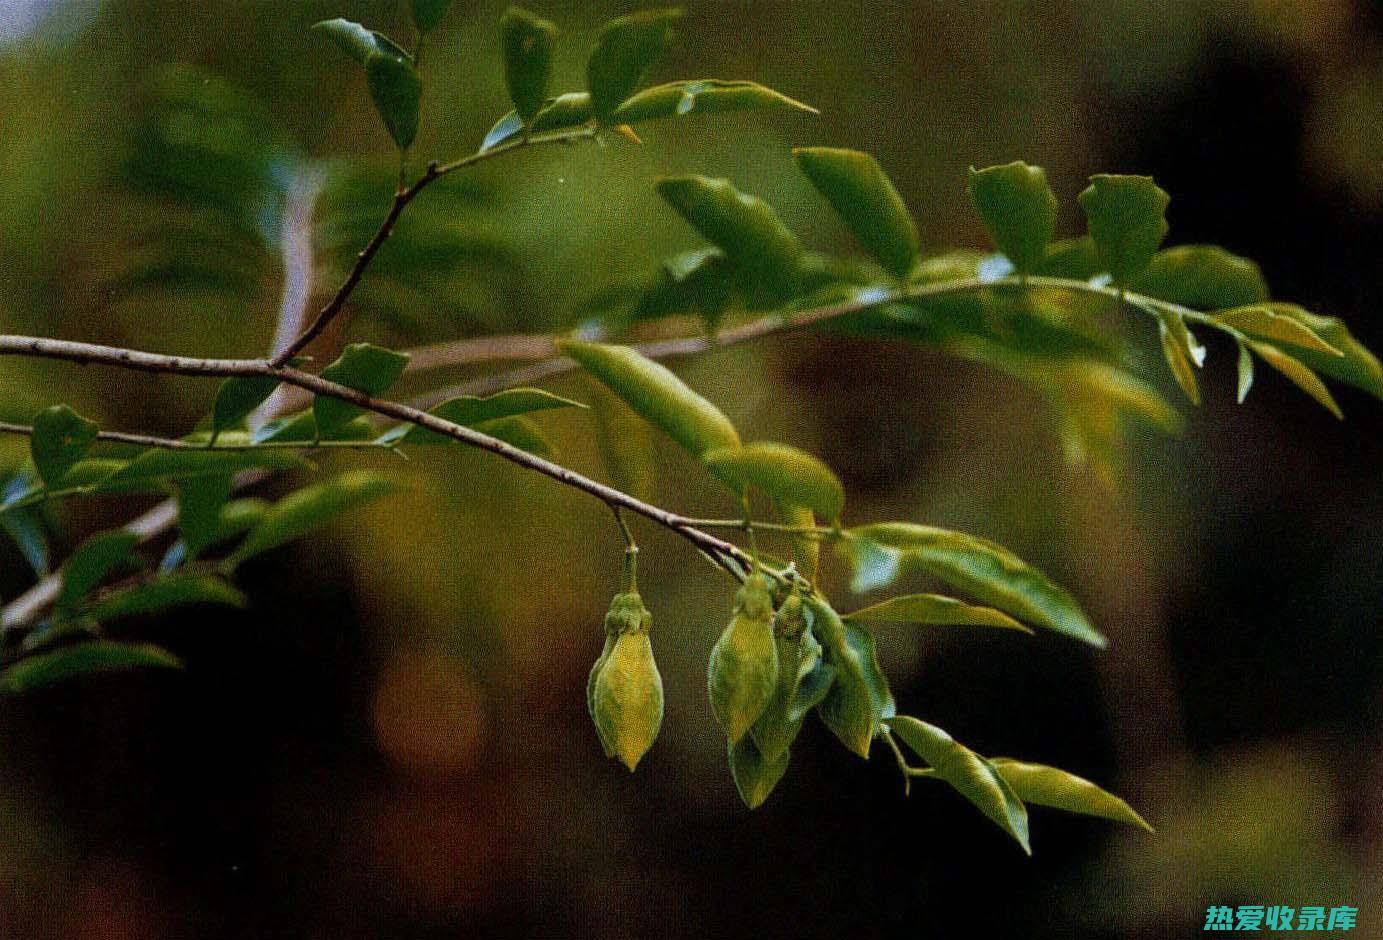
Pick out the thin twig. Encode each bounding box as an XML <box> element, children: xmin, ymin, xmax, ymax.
<box><xmin>270</xmin><ymin>126</ymin><xmax>599</xmax><ymax>367</ymax></box>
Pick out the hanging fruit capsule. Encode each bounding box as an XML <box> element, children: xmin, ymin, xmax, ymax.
<box><xmin>591</xmin><ymin>591</ymin><xmax>664</xmax><ymax>771</ymax></box>
<box><xmin>728</xmin><ymin>734</ymin><xmax>790</xmax><ymax>810</ymax></box>
<box><xmin>707</xmin><ymin>571</ymin><xmax>779</xmax><ymax>743</ymax></box>
<box><xmin>749</xmin><ymin>590</ymin><xmax>824</xmax><ymax>763</ymax></box>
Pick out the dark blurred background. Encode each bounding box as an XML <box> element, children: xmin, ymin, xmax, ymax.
<box><xmin>2</xmin><ymin>1</ymin><xmax>1382</xmax><ymax>937</ymax></box>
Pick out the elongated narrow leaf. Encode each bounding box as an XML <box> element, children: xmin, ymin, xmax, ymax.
<box><xmin>557</xmin><ymin>340</ymin><xmax>739</xmax><ymax>457</ymax></box>
<box><xmin>843</xmin><ymin>594</ymin><xmax>1032</xmax><ymax>633</ymax></box>
<box><xmin>808</xmin><ymin>598</ymin><xmax>893</xmax><ymax>758</ymax></box>
<box><xmin>1153</xmin><ymin>309</ymin><xmax>1203</xmax><ymax>406</ymax></box>
<box><xmin>1210</xmin><ymin>306</ymin><xmax>1344</xmax><ymax>357</ymax></box>
<box><xmin>481</xmin><ymin>92</ymin><xmax>595</xmax><ymax>151</ymax></box>
<box><xmin>703</xmin><ymin>442</ymin><xmax>844</xmax><ymax>521</ymax></box>
<box><xmin>989</xmin><ymin>758</ymin><xmax>1152</xmax><ymax>831</ymax></box>
<box><xmin>1133</xmin><ymin>245</ymin><xmax>1267</xmax><ymax>310</ymax></box>
<box><xmin>656</xmin><ymin>175</ymin><xmax>803</xmax><ymax>305</ymax></box>
<box><xmin>315</xmin><ymin>343</ymin><xmax>411</xmax><ymax>438</ymax></box>
<box><xmin>312</xmin><ymin>20</ymin><xmax>421</xmax><ymax>149</ymax></box>
<box><xmin>30</xmin><ymin>405</ymin><xmax>98</xmax><ymax>487</ymax></box>
<box><xmin>176</xmin><ymin>474</ymin><xmax>231</xmax><ymax>558</ymax></box>
<box><xmin>81</xmin><ymin>573</ymin><xmax>247</xmax><ymax>623</ymax></box>
<box><xmin>501</xmin><ymin>7</ymin><xmax>557</xmax><ymax>123</ymax></box>
<box><xmin>1078</xmin><ymin>174</ymin><xmax>1169</xmax><ymax>286</ymax></box>
<box><xmin>845</xmin><ymin>523</ymin><xmax>1104</xmax><ymax>647</ymax></box>
<box><xmin>1</xmin><ymin>503</ymin><xmax>48</xmax><ymax>575</ymax></box>
<box><xmin>890</xmin><ymin>716</ymin><xmax>1030</xmax><ymax>853</ymax></box>
<box><xmin>1246</xmin><ymin>341</ymin><xmax>1343</xmax><ymax>419</ymax></box>
<box><xmin>212</xmin><ymin>376</ymin><xmax>280</xmax><ymax>435</ymax></box>
<box><xmin>591</xmin><ymin>384</ymin><xmax>657</xmax><ymax>502</ymax></box>
<box><xmin>0</xmin><ymin>641</ymin><xmax>181</xmax><ymax>694</ymax></box>
<box><xmin>586</xmin><ymin>8</ymin><xmax>683</xmax><ymax>121</ymax></box>
<box><xmin>377</xmin><ymin>388</ymin><xmax>583</xmax><ymax>445</ymax></box>
<box><xmin>1034</xmin><ymin>236</ymin><xmax>1102</xmax><ymax>280</ymax></box>
<box><xmin>967</xmin><ymin>161</ymin><xmax>1057</xmax><ymax>275</ymax></box>
<box><xmin>728</xmin><ymin>735</ymin><xmax>790</xmax><ymax>809</ymax></box>
<box><xmin>476</xmin><ymin>416</ymin><xmax>553</xmax><ymax>456</ymax></box>
<box><xmin>1262</xmin><ymin>304</ymin><xmax>1383</xmax><ymax>400</ymax></box>
<box><xmin>103</xmin><ymin>448</ymin><xmax>308</xmax><ymax>487</ymax></box>
<box><xmin>227</xmin><ymin>470</ymin><xmax>399</xmax><ymax>566</ymax></box>
<box><xmin>412</xmin><ymin>0</ymin><xmax>453</xmax><ymax>34</ymax></box>
<box><xmin>58</xmin><ymin>531</ymin><xmax>141</xmax><ymax>613</ymax></box>
<box><xmin>611</xmin><ymin>79</ymin><xmax>815</xmax><ymax>124</ymax></box>
<box><xmin>1236</xmin><ymin>341</ymin><xmax>1255</xmax><ymax>403</ymax></box>
<box><xmin>794</xmin><ymin>147</ymin><xmax>918</xmax><ymax>280</ymax></box>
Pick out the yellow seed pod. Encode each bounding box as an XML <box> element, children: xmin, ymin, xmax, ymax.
<box><xmin>707</xmin><ymin>572</ymin><xmax>779</xmax><ymax>743</ymax></box>
<box><xmin>588</xmin><ymin>591</ymin><xmax>649</xmax><ymax>760</ymax></box>
<box><xmin>591</xmin><ymin>592</ymin><xmax>663</xmax><ymax>771</ymax></box>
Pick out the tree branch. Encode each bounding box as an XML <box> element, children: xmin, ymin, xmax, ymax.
<box><xmin>269</xmin><ymin>126</ymin><xmax>599</xmax><ymax>368</ymax></box>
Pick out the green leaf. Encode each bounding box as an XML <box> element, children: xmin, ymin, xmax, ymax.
<box><xmin>80</xmin><ymin>573</ymin><xmax>247</xmax><ymax>623</ymax></box>
<box><xmin>58</xmin><ymin>531</ymin><xmax>141</xmax><ymax>613</ymax></box>
<box><xmin>0</xmin><ymin>641</ymin><xmax>181</xmax><ymax>694</ymax></box>
<box><xmin>315</xmin><ymin>343</ymin><xmax>411</xmax><ymax>438</ymax></box>
<box><xmin>1260</xmin><ymin>304</ymin><xmax>1383</xmax><ymax>401</ymax></box>
<box><xmin>1210</xmin><ymin>306</ymin><xmax>1344</xmax><ymax>358</ymax></box>
<box><xmin>475</xmin><ymin>416</ymin><xmax>554</xmax><ymax>457</ymax></box>
<box><xmin>227</xmin><ymin>470</ymin><xmax>399</xmax><ymax>566</ymax></box>
<box><xmin>212</xmin><ymin>376</ymin><xmax>280</xmax><ymax>435</ymax></box>
<box><xmin>794</xmin><ymin>147</ymin><xmax>919</xmax><ymax>280</ymax></box>
<box><xmin>30</xmin><ymin>405</ymin><xmax>98</xmax><ymax>487</ymax></box>
<box><xmin>890</xmin><ymin>716</ymin><xmax>1030</xmax><ymax>854</ymax></box>
<box><xmin>312</xmin><ymin>20</ymin><xmax>421</xmax><ymax>149</ymax></box>
<box><xmin>102</xmin><ymin>448</ymin><xmax>309</xmax><ymax>487</ymax></box>
<box><xmin>656</xmin><ymin>175</ymin><xmax>804</xmax><ymax>305</ymax></box>
<box><xmin>1033</xmin><ymin>237</ymin><xmax>1102</xmax><ymax>280</ymax></box>
<box><xmin>703</xmin><ymin>442</ymin><xmax>844</xmax><ymax>522</ymax></box>
<box><xmin>500</xmin><ymin>7</ymin><xmax>558</xmax><ymax>123</ymax></box>
<box><xmin>481</xmin><ymin>92</ymin><xmax>596</xmax><ymax>151</ymax></box>
<box><xmin>1237</xmin><ymin>341</ymin><xmax>1255</xmax><ymax>403</ymax></box>
<box><xmin>412</xmin><ymin>0</ymin><xmax>453</xmax><ymax>34</ymax></box>
<box><xmin>556</xmin><ymin>340</ymin><xmax>740</xmax><ymax>458</ymax></box>
<box><xmin>176</xmin><ymin>474</ymin><xmax>231</xmax><ymax>558</ymax></box>
<box><xmin>1132</xmin><ymin>245</ymin><xmax>1268</xmax><ymax>310</ymax></box>
<box><xmin>366</xmin><ymin>54</ymin><xmax>423</xmax><ymax>150</ymax></box>
<box><xmin>611</xmin><ymin>79</ymin><xmax>816</xmax><ymax>124</ymax></box>
<box><xmin>989</xmin><ymin>758</ymin><xmax>1152</xmax><ymax>831</ymax></box>
<box><xmin>1077</xmin><ymin>174</ymin><xmax>1170</xmax><ymax>286</ymax></box>
<box><xmin>808</xmin><ymin>597</ymin><xmax>893</xmax><ymax>758</ymax></box>
<box><xmin>586</xmin><ymin>8</ymin><xmax>683</xmax><ymax>121</ymax></box>
<box><xmin>377</xmin><ymin>388</ymin><xmax>583</xmax><ymax>445</ymax></box>
<box><xmin>967</xmin><ymin>161</ymin><xmax>1058</xmax><ymax>275</ymax></box>
<box><xmin>1152</xmin><ymin>308</ymin><xmax>1204</xmax><ymax>406</ymax></box>
<box><xmin>843</xmin><ymin>594</ymin><xmax>1032</xmax><ymax>633</ymax></box>
<box><xmin>728</xmin><ymin>735</ymin><xmax>791</xmax><ymax>810</ymax></box>
<box><xmin>2</xmin><ymin>470</ymin><xmax>49</xmax><ymax>574</ymax></box>
<box><xmin>312</xmin><ymin>18</ymin><xmax>400</xmax><ymax>65</ymax></box>
<box><xmin>1246</xmin><ymin>341</ymin><xmax>1343</xmax><ymax>419</ymax></box>
<box><xmin>844</xmin><ymin>523</ymin><xmax>1105</xmax><ymax>647</ymax></box>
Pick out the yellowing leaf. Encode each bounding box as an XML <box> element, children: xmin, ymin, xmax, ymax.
<box><xmin>703</xmin><ymin>441</ymin><xmax>844</xmax><ymax>522</ymax></box>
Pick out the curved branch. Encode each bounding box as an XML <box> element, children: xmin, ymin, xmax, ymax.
<box><xmin>270</xmin><ymin>126</ymin><xmax>599</xmax><ymax>367</ymax></box>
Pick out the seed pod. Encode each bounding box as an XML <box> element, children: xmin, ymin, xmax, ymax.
<box><xmin>728</xmin><ymin>734</ymin><xmax>790</xmax><ymax>810</ymax></box>
<box><xmin>589</xmin><ymin>591</ymin><xmax>652</xmax><ymax>761</ymax></box>
<box><xmin>591</xmin><ymin>592</ymin><xmax>663</xmax><ymax>771</ymax></box>
<box><xmin>707</xmin><ymin>572</ymin><xmax>779</xmax><ymax>743</ymax></box>
<box><xmin>587</xmin><ymin>633</ymin><xmax>617</xmax><ymax>758</ymax></box>
<box><xmin>749</xmin><ymin>591</ymin><xmax>822</xmax><ymax>763</ymax></box>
